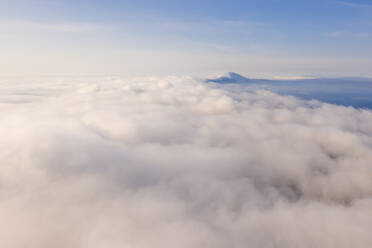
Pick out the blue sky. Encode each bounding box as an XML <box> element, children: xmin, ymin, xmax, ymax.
<box><xmin>1</xmin><ymin>0</ymin><xmax>372</xmax><ymax>77</ymax></box>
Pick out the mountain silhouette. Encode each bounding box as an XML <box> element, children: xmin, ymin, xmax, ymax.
<box><xmin>206</xmin><ymin>72</ymin><xmax>251</xmax><ymax>83</ymax></box>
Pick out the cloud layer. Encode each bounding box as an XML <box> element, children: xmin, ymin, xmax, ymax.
<box><xmin>1</xmin><ymin>76</ymin><xmax>372</xmax><ymax>247</ymax></box>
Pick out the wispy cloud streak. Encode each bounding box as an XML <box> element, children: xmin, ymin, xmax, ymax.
<box><xmin>0</xmin><ymin>19</ymin><xmax>110</xmax><ymax>33</ymax></box>
<box><xmin>336</xmin><ymin>1</ymin><xmax>372</xmax><ymax>9</ymax></box>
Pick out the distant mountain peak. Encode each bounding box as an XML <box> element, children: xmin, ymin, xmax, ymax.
<box><xmin>224</xmin><ymin>72</ymin><xmax>246</xmax><ymax>78</ymax></box>
<box><xmin>206</xmin><ymin>72</ymin><xmax>250</xmax><ymax>83</ymax></box>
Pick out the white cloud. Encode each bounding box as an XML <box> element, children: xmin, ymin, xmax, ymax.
<box><xmin>0</xmin><ymin>19</ymin><xmax>109</xmax><ymax>33</ymax></box>
<box><xmin>326</xmin><ymin>30</ymin><xmax>372</xmax><ymax>39</ymax></box>
<box><xmin>336</xmin><ymin>1</ymin><xmax>372</xmax><ymax>9</ymax></box>
<box><xmin>0</xmin><ymin>76</ymin><xmax>372</xmax><ymax>247</ymax></box>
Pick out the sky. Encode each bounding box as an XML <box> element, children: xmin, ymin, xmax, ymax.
<box><xmin>1</xmin><ymin>0</ymin><xmax>372</xmax><ymax>77</ymax></box>
<box><xmin>1</xmin><ymin>1</ymin><xmax>372</xmax><ymax>246</ymax></box>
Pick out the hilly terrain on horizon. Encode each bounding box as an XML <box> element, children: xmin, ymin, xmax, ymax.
<box><xmin>207</xmin><ymin>72</ymin><xmax>372</xmax><ymax>109</ymax></box>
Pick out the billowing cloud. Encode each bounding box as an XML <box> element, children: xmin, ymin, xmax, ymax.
<box><xmin>0</xmin><ymin>76</ymin><xmax>372</xmax><ymax>247</ymax></box>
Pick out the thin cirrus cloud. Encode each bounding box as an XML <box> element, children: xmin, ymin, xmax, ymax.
<box><xmin>326</xmin><ymin>30</ymin><xmax>372</xmax><ymax>38</ymax></box>
<box><xmin>0</xmin><ymin>19</ymin><xmax>110</xmax><ymax>33</ymax></box>
<box><xmin>336</xmin><ymin>1</ymin><xmax>372</xmax><ymax>9</ymax></box>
